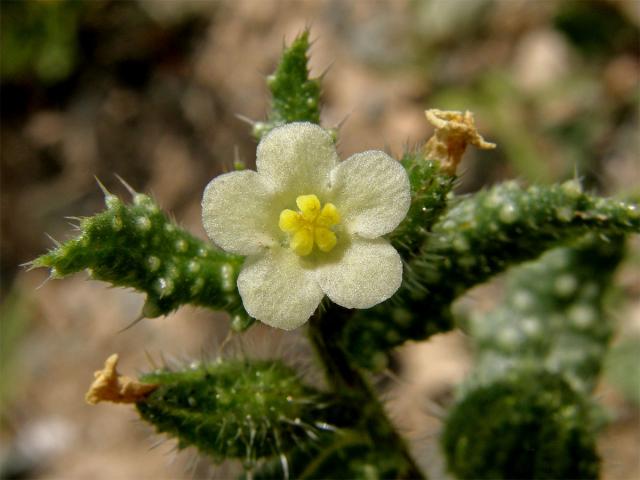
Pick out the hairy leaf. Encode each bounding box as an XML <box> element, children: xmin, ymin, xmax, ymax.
<box><xmin>253</xmin><ymin>30</ymin><xmax>321</xmax><ymax>139</ymax></box>
<box><xmin>343</xmin><ymin>183</ymin><xmax>638</xmax><ymax>369</ymax></box>
<box><xmin>32</xmin><ymin>191</ymin><xmax>252</xmax><ymax>329</ymax></box>
<box><xmin>137</xmin><ymin>360</ymin><xmax>345</xmax><ymax>464</ymax></box>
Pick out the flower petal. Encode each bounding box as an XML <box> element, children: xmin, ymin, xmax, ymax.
<box><xmin>329</xmin><ymin>151</ymin><xmax>410</xmax><ymax>238</ymax></box>
<box><xmin>238</xmin><ymin>248</ymin><xmax>324</xmax><ymax>330</ymax></box>
<box><xmin>315</xmin><ymin>237</ymin><xmax>403</xmax><ymax>309</ymax></box>
<box><xmin>256</xmin><ymin>123</ymin><xmax>338</xmax><ymax>197</ymax></box>
<box><xmin>202</xmin><ymin>170</ymin><xmax>277</xmax><ymax>255</ymax></box>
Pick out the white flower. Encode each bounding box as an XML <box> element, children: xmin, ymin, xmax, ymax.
<box><xmin>202</xmin><ymin>122</ymin><xmax>410</xmax><ymax>330</ymax></box>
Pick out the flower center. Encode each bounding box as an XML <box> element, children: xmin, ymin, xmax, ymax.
<box><xmin>278</xmin><ymin>194</ymin><xmax>340</xmax><ymax>256</ymax></box>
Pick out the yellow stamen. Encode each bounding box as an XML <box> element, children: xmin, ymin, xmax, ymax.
<box><xmin>315</xmin><ymin>227</ymin><xmax>337</xmax><ymax>252</ymax></box>
<box><xmin>280</xmin><ymin>194</ymin><xmax>340</xmax><ymax>256</ymax></box>
<box><xmin>317</xmin><ymin>203</ymin><xmax>340</xmax><ymax>227</ymax></box>
<box><xmin>279</xmin><ymin>209</ymin><xmax>302</xmax><ymax>232</ymax></box>
<box><xmin>296</xmin><ymin>194</ymin><xmax>321</xmax><ymax>221</ymax></box>
<box><xmin>291</xmin><ymin>228</ymin><xmax>314</xmax><ymax>256</ymax></box>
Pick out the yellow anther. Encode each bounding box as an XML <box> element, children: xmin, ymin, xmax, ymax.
<box><xmin>317</xmin><ymin>203</ymin><xmax>340</xmax><ymax>227</ymax></box>
<box><xmin>279</xmin><ymin>194</ymin><xmax>341</xmax><ymax>256</ymax></box>
<box><xmin>291</xmin><ymin>228</ymin><xmax>314</xmax><ymax>256</ymax></box>
<box><xmin>315</xmin><ymin>227</ymin><xmax>337</xmax><ymax>252</ymax></box>
<box><xmin>279</xmin><ymin>209</ymin><xmax>302</xmax><ymax>232</ymax></box>
<box><xmin>296</xmin><ymin>194</ymin><xmax>321</xmax><ymax>221</ymax></box>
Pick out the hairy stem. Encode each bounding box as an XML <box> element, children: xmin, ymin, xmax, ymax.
<box><xmin>308</xmin><ymin>307</ymin><xmax>426</xmax><ymax>479</ymax></box>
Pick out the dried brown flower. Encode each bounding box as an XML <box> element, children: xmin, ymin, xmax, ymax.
<box><xmin>85</xmin><ymin>354</ymin><xmax>158</xmax><ymax>405</ymax></box>
<box><xmin>424</xmin><ymin>109</ymin><xmax>496</xmax><ymax>175</ymax></box>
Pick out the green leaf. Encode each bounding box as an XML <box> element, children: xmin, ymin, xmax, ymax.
<box><xmin>342</xmin><ymin>182</ymin><xmax>638</xmax><ymax>370</ymax></box>
<box><xmin>415</xmin><ymin>181</ymin><xmax>637</xmax><ymax>299</ymax></box>
<box><xmin>468</xmin><ymin>235</ymin><xmax>625</xmax><ymax>394</ymax></box>
<box><xmin>253</xmin><ymin>30</ymin><xmax>322</xmax><ymax>139</ymax></box>
<box><xmin>1</xmin><ymin>0</ymin><xmax>82</xmax><ymax>83</ymax></box>
<box><xmin>389</xmin><ymin>150</ymin><xmax>456</xmax><ymax>258</ymax></box>
<box><xmin>32</xmin><ymin>189</ymin><xmax>252</xmax><ymax>328</ymax></box>
<box><xmin>248</xmin><ymin>429</ymin><xmax>416</xmax><ymax>480</ymax></box>
<box><xmin>137</xmin><ymin>359</ymin><xmax>343</xmax><ymax>465</ymax></box>
<box><xmin>442</xmin><ymin>371</ymin><xmax>599</xmax><ymax>480</ymax></box>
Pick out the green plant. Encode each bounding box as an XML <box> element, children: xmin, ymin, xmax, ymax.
<box><xmin>1</xmin><ymin>0</ymin><xmax>84</xmax><ymax>83</ymax></box>
<box><xmin>33</xmin><ymin>31</ymin><xmax>638</xmax><ymax>479</ymax></box>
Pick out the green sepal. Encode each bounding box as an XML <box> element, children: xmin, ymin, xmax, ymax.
<box><xmin>389</xmin><ymin>151</ymin><xmax>456</xmax><ymax>258</ymax></box>
<box><xmin>442</xmin><ymin>370</ymin><xmax>599</xmax><ymax>480</ymax></box>
<box><xmin>469</xmin><ymin>234</ymin><xmax>625</xmax><ymax>394</ymax></box>
<box><xmin>253</xmin><ymin>30</ymin><xmax>321</xmax><ymax>139</ymax></box>
<box><xmin>32</xmin><ymin>191</ymin><xmax>252</xmax><ymax>326</ymax></box>
<box><xmin>136</xmin><ymin>359</ymin><xmax>342</xmax><ymax>465</ymax></box>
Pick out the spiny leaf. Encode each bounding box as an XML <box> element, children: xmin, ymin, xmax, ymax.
<box><xmin>32</xmin><ymin>191</ymin><xmax>252</xmax><ymax>328</ymax></box>
<box><xmin>389</xmin><ymin>151</ymin><xmax>456</xmax><ymax>258</ymax></box>
<box><xmin>342</xmin><ymin>183</ymin><xmax>638</xmax><ymax>370</ymax></box>
<box><xmin>248</xmin><ymin>428</ymin><xmax>418</xmax><ymax>480</ymax></box>
<box><xmin>137</xmin><ymin>360</ymin><xmax>346</xmax><ymax>465</ymax></box>
<box><xmin>415</xmin><ymin>181</ymin><xmax>638</xmax><ymax>299</ymax></box>
<box><xmin>442</xmin><ymin>371</ymin><xmax>599</xmax><ymax>480</ymax></box>
<box><xmin>468</xmin><ymin>235</ymin><xmax>625</xmax><ymax>394</ymax></box>
<box><xmin>253</xmin><ymin>30</ymin><xmax>321</xmax><ymax>139</ymax></box>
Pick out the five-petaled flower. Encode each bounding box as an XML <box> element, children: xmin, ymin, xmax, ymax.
<box><xmin>202</xmin><ymin>122</ymin><xmax>410</xmax><ymax>330</ymax></box>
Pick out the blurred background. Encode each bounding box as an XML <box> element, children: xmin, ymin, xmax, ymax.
<box><xmin>1</xmin><ymin>0</ymin><xmax>638</xmax><ymax>478</ymax></box>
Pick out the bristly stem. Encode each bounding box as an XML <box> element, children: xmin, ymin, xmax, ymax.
<box><xmin>308</xmin><ymin>306</ymin><xmax>426</xmax><ymax>479</ymax></box>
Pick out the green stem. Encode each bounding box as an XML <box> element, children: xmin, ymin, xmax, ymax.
<box><xmin>308</xmin><ymin>307</ymin><xmax>426</xmax><ymax>479</ymax></box>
